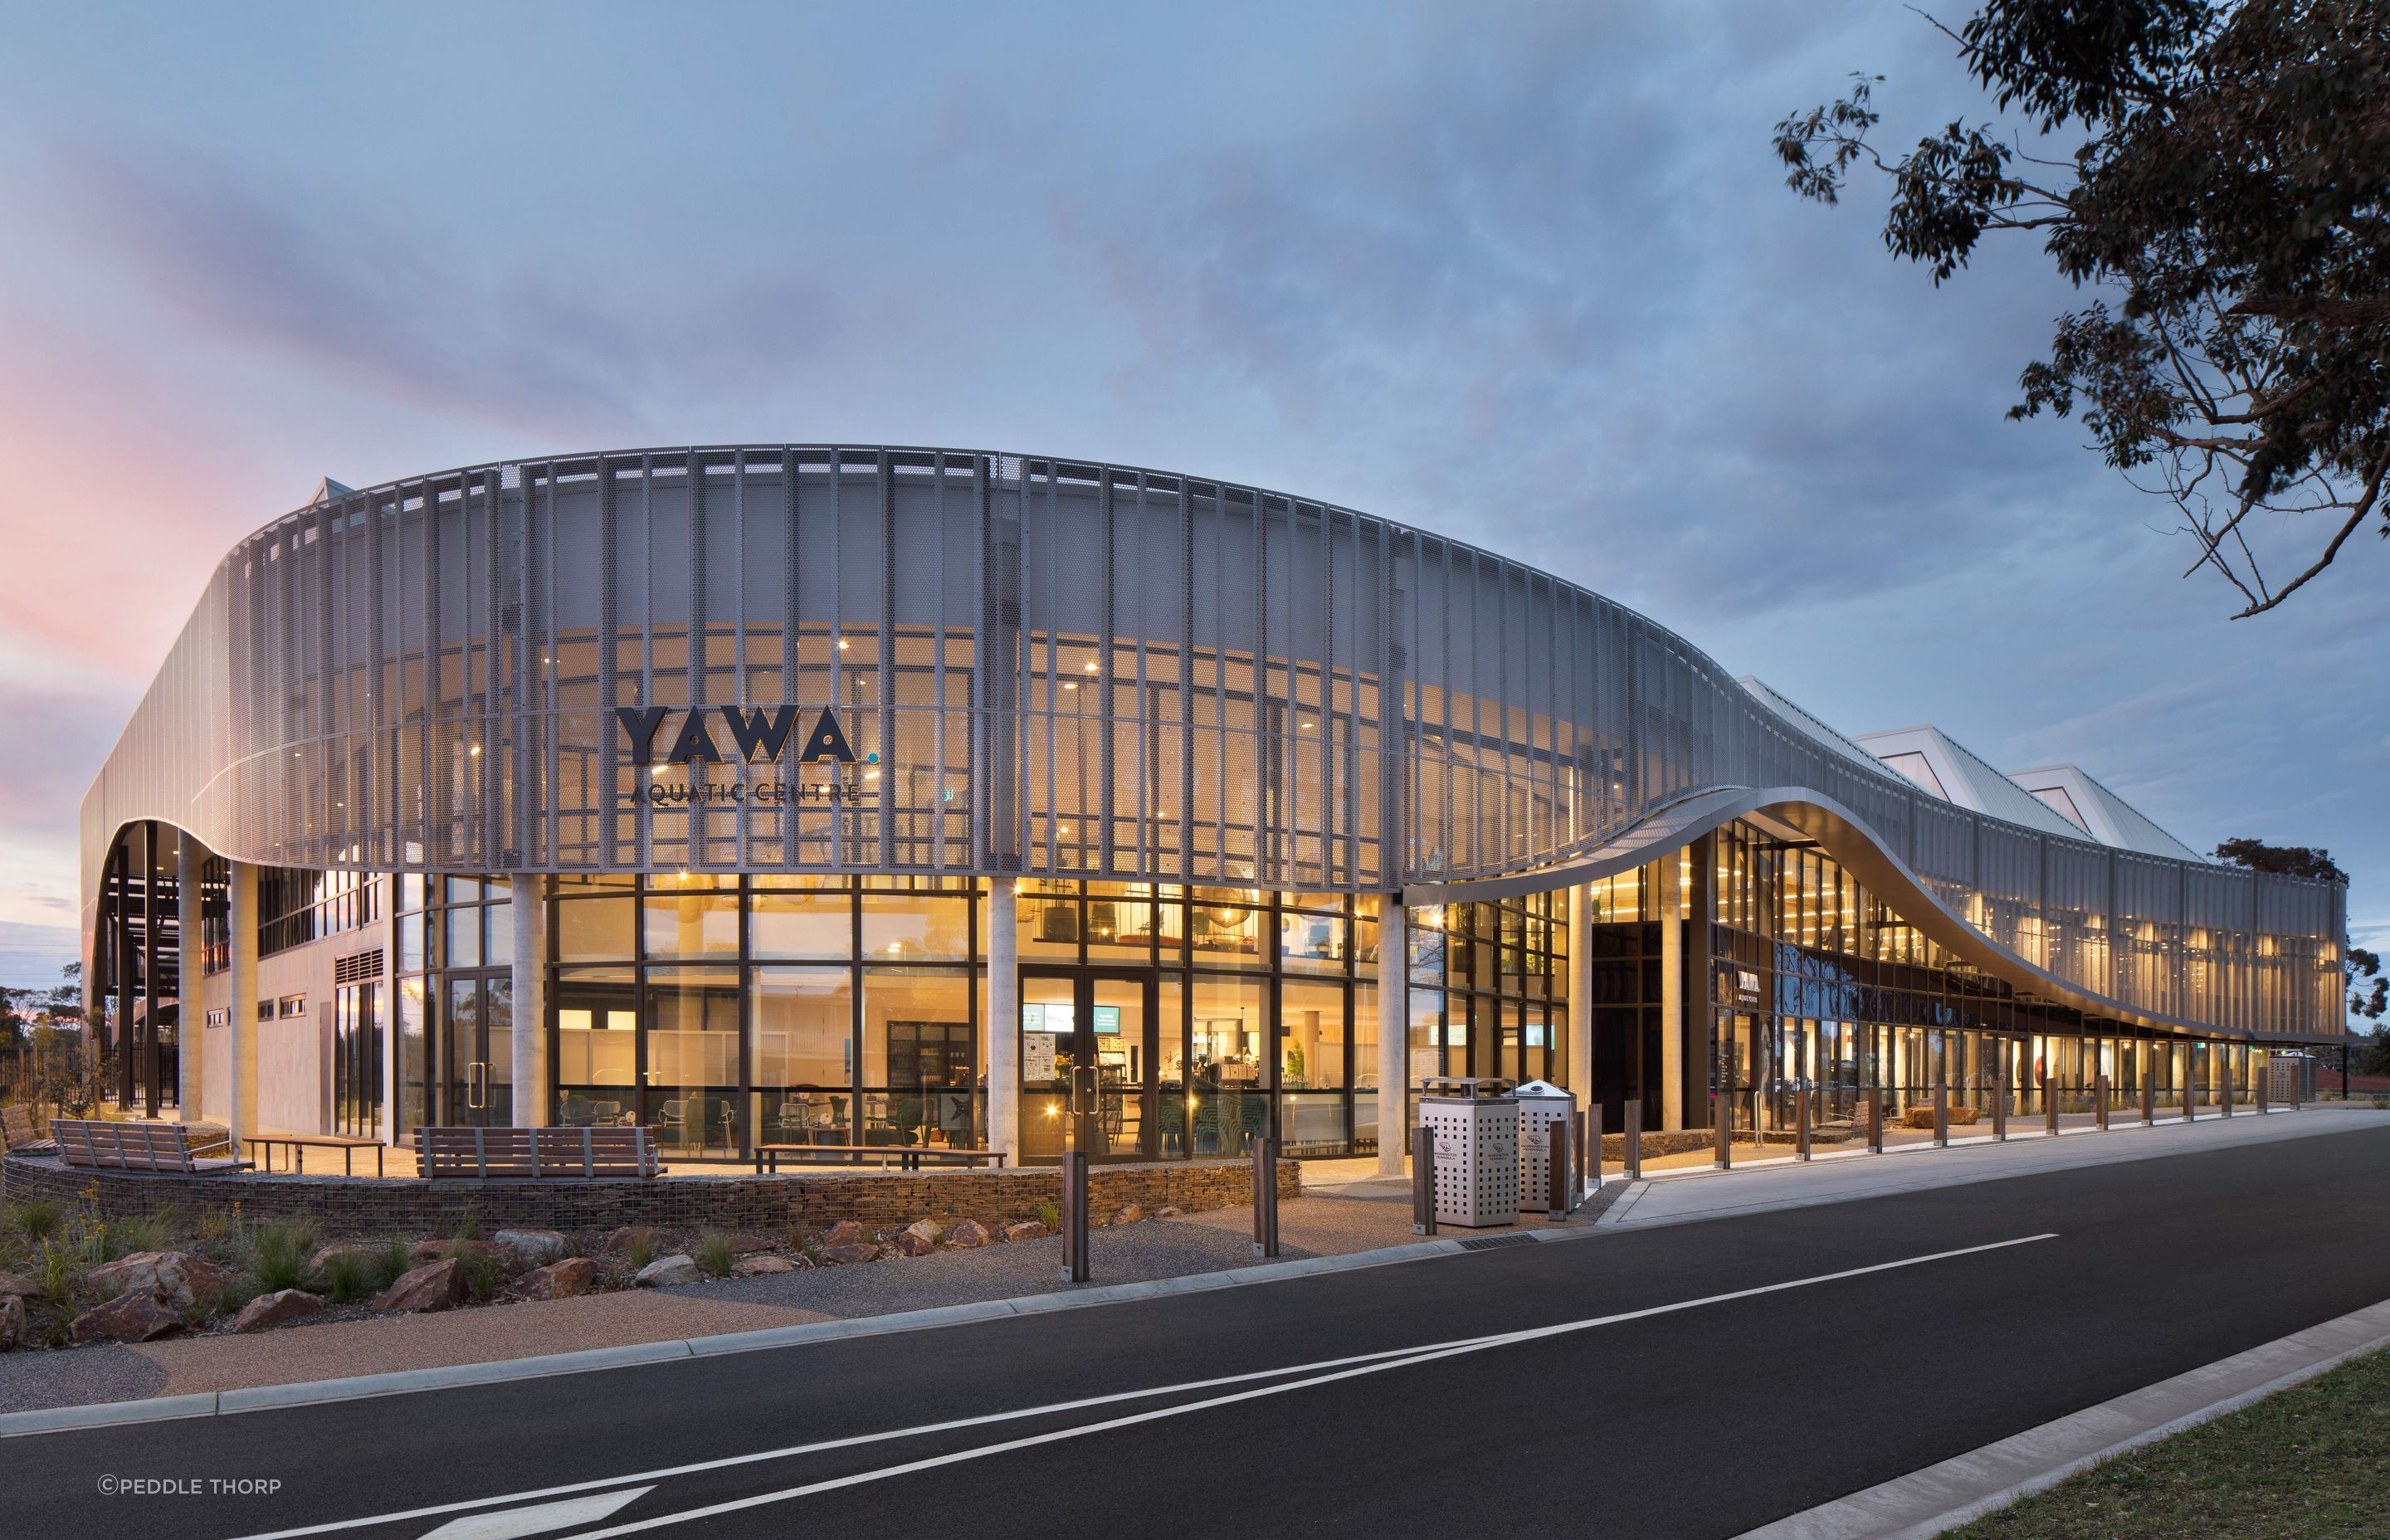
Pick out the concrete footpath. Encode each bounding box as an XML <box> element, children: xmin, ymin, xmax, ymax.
<box><xmin>1599</xmin><ymin>1104</ymin><xmax>2386</xmax><ymax>1231</ymax></box>
<box><xmin>1</xmin><ymin>1106</ymin><xmax>2375</xmax><ymax>1421</ymax></box>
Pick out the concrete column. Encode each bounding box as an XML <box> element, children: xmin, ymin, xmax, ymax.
<box><xmin>1660</xmin><ymin>851</ymin><xmax>1685</xmax><ymax>1131</ymax></box>
<box><xmin>176</xmin><ymin>832</ymin><xmax>202</xmax><ymax>1120</ymax></box>
<box><xmin>1375</xmin><ymin>896</ymin><xmax>1407</xmax><ymax>1176</ymax></box>
<box><xmin>509</xmin><ymin>875</ymin><xmax>548</xmax><ymax>1128</ymax></box>
<box><xmin>1567</xmin><ymin>882</ymin><xmax>1592</xmax><ymax>1104</ymax></box>
<box><xmin>986</xmin><ymin>875</ymin><xmax>1018</xmax><ymax>1162</ymax></box>
<box><xmin>227</xmin><ymin>860</ymin><xmax>260</xmax><ymax>1150</ymax></box>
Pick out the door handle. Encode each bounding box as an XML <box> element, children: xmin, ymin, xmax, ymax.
<box><xmin>468</xmin><ymin>1061</ymin><xmax>486</xmax><ymax>1111</ymax></box>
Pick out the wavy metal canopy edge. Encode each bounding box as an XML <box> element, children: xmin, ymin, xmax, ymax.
<box><xmin>1403</xmin><ymin>786</ymin><xmax>2339</xmax><ymax>1048</ymax></box>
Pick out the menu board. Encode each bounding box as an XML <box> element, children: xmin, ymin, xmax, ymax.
<box><xmin>1023</xmin><ymin>1025</ymin><xmax>1058</xmax><ymax>1081</ymax></box>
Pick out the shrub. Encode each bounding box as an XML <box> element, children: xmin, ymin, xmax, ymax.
<box><xmin>194</xmin><ymin>1208</ymin><xmax>241</xmax><ymax>1247</ymax></box>
<box><xmin>4</xmin><ymin>1201</ymin><xmax>61</xmax><ymax>1243</ymax></box>
<box><xmin>1034</xmin><ymin>1201</ymin><xmax>1060</xmax><ymax>1231</ymax></box>
<box><xmin>216</xmin><ymin>1271</ymin><xmax>265</xmax><ymax>1315</ymax></box>
<box><xmin>625</xmin><ymin>1229</ymin><xmax>659</xmax><ymax>1271</ymax></box>
<box><xmin>446</xmin><ymin>1211</ymin><xmax>483</xmax><ymax>1242</ymax></box>
<box><xmin>321</xmin><ymin>1247</ymin><xmax>375</xmax><ymax>1304</ymax></box>
<box><xmin>108</xmin><ymin>1208</ymin><xmax>178</xmax><ymax>1260</ymax></box>
<box><xmin>33</xmin><ymin>1237</ymin><xmax>82</xmax><ymax>1304</ymax></box>
<box><xmin>456</xmin><ymin>1246</ymin><xmax>506</xmax><ymax>1301</ymax></box>
<box><xmin>247</xmin><ymin>1219</ymin><xmax>322</xmax><ymax>1294</ymax></box>
<box><xmin>370</xmin><ymin>1237</ymin><xmax>414</xmax><ymax>1289</ymax></box>
<box><xmin>694</xmin><ymin>1230</ymin><xmax>736</xmax><ymax>1279</ymax></box>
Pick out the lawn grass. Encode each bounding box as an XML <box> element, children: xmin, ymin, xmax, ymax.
<box><xmin>1946</xmin><ymin>1347</ymin><xmax>2390</xmax><ymax>1539</ymax></box>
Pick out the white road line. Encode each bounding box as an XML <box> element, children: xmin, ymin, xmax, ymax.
<box><xmin>554</xmin><ymin>1233</ymin><xmax>2062</xmax><ymax>1539</ymax></box>
<box><xmin>418</xmin><ymin>1489</ymin><xmax>653</xmax><ymax>1540</ymax></box>
<box><xmin>224</xmin><ymin>1335</ymin><xmax>1513</xmax><ymax>1540</ymax></box>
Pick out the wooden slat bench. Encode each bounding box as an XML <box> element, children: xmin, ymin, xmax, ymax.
<box><xmin>2</xmin><ymin>1103</ymin><xmax>54</xmax><ymax>1155</ymax></box>
<box><xmin>51</xmin><ymin>1118</ymin><xmax>253</xmax><ymax>1174</ymax></box>
<box><xmin>416</xmin><ymin>1125</ymin><xmax>668</xmax><ymax>1180</ymax></box>
<box><xmin>754</xmin><ymin>1143</ymin><xmax>1007</xmax><ymax>1173</ymax></box>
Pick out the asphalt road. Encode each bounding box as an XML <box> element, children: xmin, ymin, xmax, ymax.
<box><xmin>16</xmin><ymin>1123</ymin><xmax>2390</xmax><ymax>1540</ymax></box>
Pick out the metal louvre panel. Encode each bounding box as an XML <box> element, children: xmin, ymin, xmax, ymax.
<box><xmin>78</xmin><ymin>442</ymin><xmax>2344</xmax><ymax>1038</ymax></box>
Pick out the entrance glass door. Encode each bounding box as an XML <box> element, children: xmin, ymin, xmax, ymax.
<box><xmin>1020</xmin><ymin>967</ymin><xmax>1158</xmax><ymax>1162</ymax></box>
<box><xmin>441</xmin><ymin>975</ymin><xmax>512</xmax><ymax>1127</ymax></box>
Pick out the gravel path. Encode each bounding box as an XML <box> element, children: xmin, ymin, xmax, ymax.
<box><xmin>0</xmin><ymin>1343</ymin><xmax>168</xmax><ymax>1414</ymax></box>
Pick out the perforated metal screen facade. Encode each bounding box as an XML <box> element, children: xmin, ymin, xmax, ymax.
<box><xmin>80</xmin><ymin>444</ymin><xmax>2346</xmax><ymax>1037</ymax></box>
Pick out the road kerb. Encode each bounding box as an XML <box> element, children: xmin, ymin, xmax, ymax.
<box><xmin>1732</xmin><ymin>1296</ymin><xmax>2390</xmax><ymax>1540</ymax></box>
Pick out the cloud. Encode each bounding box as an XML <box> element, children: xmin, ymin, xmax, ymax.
<box><xmin>45</xmin><ymin>142</ymin><xmax>849</xmax><ymax>438</ymax></box>
<box><xmin>1079</xmin><ymin>3</ymin><xmax>2104</xmax><ymax>616</ymax></box>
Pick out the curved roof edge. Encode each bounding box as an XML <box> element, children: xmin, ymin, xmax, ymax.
<box><xmin>1403</xmin><ymin>786</ymin><xmax>2337</xmax><ymax>1046</ymax></box>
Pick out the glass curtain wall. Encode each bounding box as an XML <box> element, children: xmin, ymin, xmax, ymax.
<box><xmin>391</xmin><ymin>875</ymin><xmax>513</xmax><ymax>1136</ymax></box>
<box><xmin>555</xmin><ymin>873</ymin><xmax>979</xmax><ymax>1162</ymax></box>
<box><xmin>1021</xmin><ymin>882</ymin><xmax>1387</xmax><ymax>1160</ymax></box>
<box><xmin>1402</xmin><ymin>891</ymin><xmax>1569</xmax><ymax>1139</ymax></box>
<box><xmin>1703</xmin><ymin>821</ymin><xmax>2252</xmax><ymax>1143</ymax></box>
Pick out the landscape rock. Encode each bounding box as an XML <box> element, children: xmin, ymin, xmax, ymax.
<box><xmin>517</xmin><ymin>1257</ymin><xmax>602</xmax><ymax>1300</ymax></box>
<box><xmin>635</xmin><ymin>1254</ymin><xmax>700</xmax><ymax>1288</ymax></box>
<box><xmin>0</xmin><ymin>1294</ymin><xmax>22</xmax><ymax>1351</ymax></box>
<box><xmin>413</xmin><ymin>1238</ymin><xmax>503</xmax><ymax>1264</ymax></box>
<box><xmin>1000</xmin><ymin>1221</ymin><xmax>1049</xmax><ymax>1243</ymax></box>
<box><xmin>895</xmin><ymin>1219</ymin><xmax>944</xmax><ymax>1255</ymax></box>
<box><xmin>602</xmin><ymin>1226</ymin><xmax>656</xmax><ymax>1255</ymax></box>
<box><xmin>0</xmin><ymin>1269</ymin><xmax>44</xmax><ymax>1299</ymax></box>
<box><xmin>729</xmin><ymin>1231</ymin><xmax>778</xmax><ymax>1255</ymax></box>
<box><xmin>732</xmin><ymin>1254</ymin><xmax>798</xmax><ymax>1277</ymax></box>
<box><xmin>85</xmin><ymin>1250</ymin><xmax>235</xmax><ymax>1309</ymax></box>
<box><xmin>822</xmin><ymin>1243</ymin><xmax>880</xmax><ymax>1265</ymax></box>
<box><xmin>1155</xmin><ymin>1206</ymin><xmax>1183</xmax><ymax>1219</ymax></box>
<box><xmin>69</xmin><ymin>1288</ymin><xmax>183</xmax><ymax>1344</ymax></box>
<box><xmin>494</xmin><ymin>1230</ymin><xmax>568</xmax><ymax>1268</ymax></box>
<box><xmin>1109</xmin><ymin>1203</ymin><xmax>1146</xmax><ymax>1226</ymax></box>
<box><xmin>818</xmin><ymin>1221</ymin><xmax>867</xmax><ymax>1248</ymax></box>
<box><xmin>232</xmin><ymin>1289</ymin><xmax>324</xmax><ymax>1333</ymax></box>
<box><xmin>308</xmin><ymin>1245</ymin><xmax>377</xmax><ymax>1276</ymax></box>
<box><xmin>373</xmin><ymin>1258</ymin><xmax>467</xmax><ymax>1313</ymax></box>
<box><xmin>944</xmin><ymin>1219</ymin><xmax>993</xmax><ymax>1249</ymax></box>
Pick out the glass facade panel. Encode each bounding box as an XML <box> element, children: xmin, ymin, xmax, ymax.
<box><xmin>861</xmin><ymin>895</ymin><xmax>969</xmax><ymax>962</ymax></box>
<box><xmin>643</xmin><ymin>885</ymin><xmax>739</xmax><ymax>959</ymax></box>
<box><xmin>446</xmin><ymin>905</ymin><xmax>480</xmax><ymax>969</ymax></box>
<box><xmin>862</xmin><ymin>969</ymin><xmax>977</xmax><ymax>1148</ymax></box>
<box><xmin>646</xmin><ymin>967</ymin><xmax>740</xmax><ymax>1157</ymax></box>
<box><xmin>555</xmin><ymin>966</ymin><xmax>637</xmax><ymax>1128</ymax></box>
<box><xmin>1191</xmin><ymin>975</ymin><xmax>1266</xmax><ymax>1155</ymax></box>
<box><xmin>558</xmin><ymin>897</ymin><xmax>635</xmax><ymax>961</ymax></box>
<box><xmin>752</xmin><ymin>894</ymin><xmax>855</xmax><ymax>959</ymax></box>
<box><xmin>751</xmin><ymin>965</ymin><xmax>854</xmax><ymax>1143</ymax></box>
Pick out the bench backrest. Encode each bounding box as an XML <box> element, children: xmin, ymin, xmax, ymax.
<box><xmin>416</xmin><ymin>1125</ymin><xmax>662</xmax><ymax>1179</ymax></box>
<box><xmin>50</xmin><ymin>1118</ymin><xmax>198</xmax><ymax>1172</ymax></box>
<box><xmin>2</xmin><ymin>1103</ymin><xmax>38</xmax><ymax>1151</ymax></box>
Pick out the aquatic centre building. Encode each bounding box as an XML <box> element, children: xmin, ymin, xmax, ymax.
<box><xmin>80</xmin><ymin>445</ymin><xmax>2350</xmax><ymax>1164</ymax></box>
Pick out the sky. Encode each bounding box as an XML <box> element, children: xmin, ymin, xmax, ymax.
<box><xmin>0</xmin><ymin>1</ymin><xmax>2380</xmax><ymax>990</ymax></box>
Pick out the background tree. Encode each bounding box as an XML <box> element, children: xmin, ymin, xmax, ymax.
<box><xmin>2211</xmin><ymin>836</ymin><xmax>2349</xmax><ymax>883</ymax></box>
<box><xmin>2350</xmin><ymin>945</ymin><xmax>2387</xmax><ymax>1025</ymax></box>
<box><xmin>1774</xmin><ymin>0</ymin><xmax>2390</xmax><ymax>616</ymax></box>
